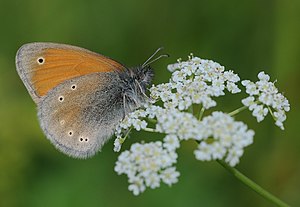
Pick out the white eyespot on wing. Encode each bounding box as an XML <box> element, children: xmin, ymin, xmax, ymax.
<box><xmin>79</xmin><ymin>136</ymin><xmax>89</xmax><ymax>143</ymax></box>
<box><xmin>60</xmin><ymin>120</ymin><xmax>65</xmax><ymax>125</ymax></box>
<box><xmin>58</xmin><ymin>95</ymin><xmax>64</xmax><ymax>102</ymax></box>
<box><xmin>68</xmin><ymin>130</ymin><xmax>74</xmax><ymax>136</ymax></box>
<box><xmin>71</xmin><ymin>84</ymin><xmax>77</xmax><ymax>90</ymax></box>
<box><xmin>37</xmin><ymin>56</ymin><xmax>45</xmax><ymax>65</ymax></box>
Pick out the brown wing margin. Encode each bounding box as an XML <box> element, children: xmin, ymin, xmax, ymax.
<box><xmin>16</xmin><ymin>42</ymin><xmax>126</xmax><ymax>103</ymax></box>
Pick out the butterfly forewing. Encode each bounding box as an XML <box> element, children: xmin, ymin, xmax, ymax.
<box><xmin>16</xmin><ymin>42</ymin><xmax>125</xmax><ymax>103</ymax></box>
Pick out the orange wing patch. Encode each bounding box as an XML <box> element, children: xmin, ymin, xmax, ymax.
<box><xmin>31</xmin><ymin>47</ymin><xmax>125</xmax><ymax>97</ymax></box>
<box><xmin>16</xmin><ymin>43</ymin><xmax>126</xmax><ymax>103</ymax></box>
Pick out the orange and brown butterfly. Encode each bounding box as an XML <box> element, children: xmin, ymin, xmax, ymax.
<box><xmin>16</xmin><ymin>42</ymin><xmax>163</xmax><ymax>158</ymax></box>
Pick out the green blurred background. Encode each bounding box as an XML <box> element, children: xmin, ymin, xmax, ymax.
<box><xmin>0</xmin><ymin>0</ymin><xmax>299</xmax><ymax>206</ymax></box>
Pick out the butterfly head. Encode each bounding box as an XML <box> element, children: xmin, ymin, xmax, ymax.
<box><xmin>119</xmin><ymin>65</ymin><xmax>153</xmax><ymax>106</ymax></box>
<box><xmin>119</xmin><ymin>48</ymin><xmax>168</xmax><ymax>110</ymax></box>
<box><xmin>130</xmin><ymin>65</ymin><xmax>154</xmax><ymax>91</ymax></box>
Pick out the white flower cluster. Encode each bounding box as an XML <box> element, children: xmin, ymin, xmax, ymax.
<box><xmin>113</xmin><ymin>55</ymin><xmax>290</xmax><ymax>195</ymax></box>
<box><xmin>241</xmin><ymin>72</ymin><xmax>290</xmax><ymax>129</ymax></box>
<box><xmin>114</xmin><ymin>106</ymin><xmax>254</xmax><ymax>172</ymax></box>
<box><xmin>151</xmin><ymin>56</ymin><xmax>241</xmax><ymax>110</ymax></box>
<box><xmin>114</xmin><ymin>142</ymin><xmax>179</xmax><ymax>195</ymax></box>
<box><xmin>194</xmin><ymin>112</ymin><xmax>254</xmax><ymax>166</ymax></box>
<box><xmin>114</xmin><ymin>106</ymin><xmax>201</xmax><ymax>152</ymax></box>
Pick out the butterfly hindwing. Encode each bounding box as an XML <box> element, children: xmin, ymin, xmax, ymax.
<box><xmin>38</xmin><ymin>72</ymin><xmax>125</xmax><ymax>158</ymax></box>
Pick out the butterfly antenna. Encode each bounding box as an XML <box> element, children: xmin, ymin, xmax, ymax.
<box><xmin>142</xmin><ymin>47</ymin><xmax>169</xmax><ymax>68</ymax></box>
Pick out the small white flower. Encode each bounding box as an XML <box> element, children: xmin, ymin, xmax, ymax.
<box><xmin>252</xmin><ymin>105</ymin><xmax>268</xmax><ymax>122</ymax></box>
<box><xmin>211</xmin><ymin>142</ymin><xmax>227</xmax><ymax>160</ymax></box>
<box><xmin>163</xmin><ymin>134</ymin><xmax>180</xmax><ymax>151</ymax></box>
<box><xmin>274</xmin><ymin>110</ymin><xmax>286</xmax><ymax>123</ymax></box>
<box><xmin>194</xmin><ymin>142</ymin><xmax>212</xmax><ymax>161</ymax></box>
<box><xmin>272</xmin><ymin>93</ymin><xmax>290</xmax><ymax>111</ymax></box>
<box><xmin>160</xmin><ymin>167</ymin><xmax>180</xmax><ymax>186</ymax></box>
<box><xmin>241</xmin><ymin>80</ymin><xmax>250</xmax><ymax>86</ymax></box>
<box><xmin>259</xmin><ymin>93</ymin><xmax>273</xmax><ymax>106</ymax></box>
<box><xmin>132</xmin><ymin>119</ymin><xmax>147</xmax><ymax>131</ymax></box>
<box><xmin>212</xmin><ymin>78</ymin><xmax>225</xmax><ymax>90</ymax></box>
<box><xmin>257</xmin><ymin>71</ymin><xmax>270</xmax><ymax>81</ymax></box>
<box><xmin>167</xmin><ymin>63</ymin><xmax>179</xmax><ymax>72</ymax></box>
<box><xmin>241</xmin><ymin>96</ymin><xmax>257</xmax><ymax>111</ymax></box>
<box><xmin>243</xmin><ymin>81</ymin><xmax>259</xmax><ymax>95</ymax></box>
<box><xmin>274</xmin><ymin>110</ymin><xmax>287</xmax><ymax>130</ymax></box>
<box><xmin>226</xmin><ymin>82</ymin><xmax>241</xmax><ymax>93</ymax></box>
<box><xmin>145</xmin><ymin>172</ymin><xmax>161</xmax><ymax>189</ymax></box>
<box><xmin>172</xmin><ymin>70</ymin><xmax>186</xmax><ymax>83</ymax></box>
<box><xmin>224</xmin><ymin>70</ymin><xmax>240</xmax><ymax>82</ymax></box>
<box><xmin>119</xmin><ymin>117</ymin><xmax>131</xmax><ymax>129</ymax></box>
<box><xmin>128</xmin><ymin>176</ymin><xmax>146</xmax><ymax>195</ymax></box>
<box><xmin>113</xmin><ymin>137</ymin><xmax>123</xmax><ymax>152</ymax></box>
<box><xmin>178</xmin><ymin>97</ymin><xmax>192</xmax><ymax>110</ymax></box>
<box><xmin>201</xmin><ymin>96</ymin><xmax>217</xmax><ymax>109</ymax></box>
<box><xmin>114</xmin><ymin>151</ymin><xmax>133</xmax><ymax>175</ymax></box>
<box><xmin>225</xmin><ymin>147</ymin><xmax>244</xmax><ymax>167</ymax></box>
<box><xmin>182</xmin><ymin>65</ymin><xmax>194</xmax><ymax>76</ymax></box>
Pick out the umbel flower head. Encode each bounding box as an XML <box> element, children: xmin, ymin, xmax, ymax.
<box><xmin>113</xmin><ymin>55</ymin><xmax>290</xmax><ymax>195</ymax></box>
<box><xmin>151</xmin><ymin>56</ymin><xmax>241</xmax><ymax>110</ymax></box>
<box><xmin>241</xmin><ymin>71</ymin><xmax>290</xmax><ymax>129</ymax></box>
<box><xmin>115</xmin><ymin>141</ymin><xmax>179</xmax><ymax>195</ymax></box>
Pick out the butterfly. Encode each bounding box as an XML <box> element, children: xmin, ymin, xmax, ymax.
<box><xmin>16</xmin><ymin>42</ymin><xmax>167</xmax><ymax>158</ymax></box>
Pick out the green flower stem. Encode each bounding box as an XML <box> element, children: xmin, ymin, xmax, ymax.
<box><xmin>121</xmin><ymin>127</ymin><xmax>133</xmax><ymax>142</ymax></box>
<box><xmin>217</xmin><ymin>160</ymin><xmax>290</xmax><ymax>207</ymax></box>
<box><xmin>189</xmin><ymin>105</ymin><xmax>194</xmax><ymax>114</ymax></box>
<box><xmin>228</xmin><ymin>105</ymin><xmax>248</xmax><ymax>116</ymax></box>
<box><xmin>267</xmin><ymin>106</ymin><xmax>276</xmax><ymax>120</ymax></box>
<box><xmin>198</xmin><ymin>107</ymin><xmax>205</xmax><ymax>120</ymax></box>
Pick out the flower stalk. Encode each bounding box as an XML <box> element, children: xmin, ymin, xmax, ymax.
<box><xmin>228</xmin><ymin>105</ymin><xmax>248</xmax><ymax>116</ymax></box>
<box><xmin>198</xmin><ymin>107</ymin><xmax>205</xmax><ymax>120</ymax></box>
<box><xmin>217</xmin><ymin>159</ymin><xmax>290</xmax><ymax>207</ymax></box>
